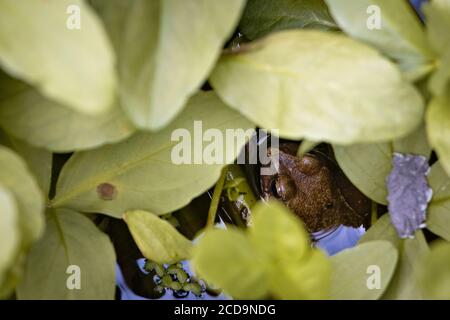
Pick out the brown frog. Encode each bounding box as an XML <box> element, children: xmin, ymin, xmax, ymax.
<box><xmin>260</xmin><ymin>142</ymin><xmax>371</xmax><ymax>233</ymax></box>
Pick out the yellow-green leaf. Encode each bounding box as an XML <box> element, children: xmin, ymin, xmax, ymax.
<box><xmin>0</xmin><ymin>131</ymin><xmax>52</xmax><ymax>196</ymax></box>
<box><xmin>16</xmin><ymin>209</ymin><xmax>116</xmax><ymax>300</ymax></box>
<box><xmin>0</xmin><ymin>0</ymin><xmax>116</xmax><ymax>114</ymax></box>
<box><xmin>52</xmin><ymin>92</ymin><xmax>254</xmax><ymax>218</ymax></box>
<box><xmin>124</xmin><ymin>210</ymin><xmax>192</xmax><ymax>264</ymax></box>
<box><xmin>0</xmin><ymin>184</ymin><xmax>19</xmax><ymax>289</ymax></box>
<box><xmin>325</xmin><ymin>0</ymin><xmax>434</xmax><ymax>80</ymax></box>
<box><xmin>420</xmin><ymin>241</ymin><xmax>450</xmax><ymax>299</ymax></box>
<box><xmin>94</xmin><ymin>0</ymin><xmax>245</xmax><ymax>130</ymax></box>
<box><xmin>427</xmin><ymin>93</ymin><xmax>450</xmax><ymax>177</ymax></box>
<box><xmin>330</xmin><ymin>241</ymin><xmax>398</xmax><ymax>299</ymax></box>
<box><xmin>0</xmin><ymin>72</ymin><xmax>135</xmax><ymax>152</ymax></box>
<box><xmin>191</xmin><ymin>201</ymin><xmax>331</xmax><ymax>300</ymax></box>
<box><xmin>239</xmin><ymin>0</ymin><xmax>337</xmax><ymax>40</ymax></box>
<box><xmin>424</xmin><ymin>0</ymin><xmax>450</xmax><ymax>95</ymax></box>
<box><xmin>211</xmin><ymin>30</ymin><xmax>424</xmax><ymax>144</ymax></box>
<box><xmin>382</xmin><ymin>230</ymin><xmax>429</xmax><ymax>300</ymax></box>
<box><xmin>191</xmin><ymin>228</ymin><xmax>270</xmax><ymax>300</ymax></box>
<box><xmin>0</xmin><ymin>146</ymin><xmax>44</xmax><ymax>248</ymax></box>
<box><xmin>427</xmin><ymin>162</ymin><xmax>450</xmax><ymax>240</ymax></box>
<box><xmin>334</xmin><ymin>143</ymin><xmax>392</xmax><ymax>204</ymax></box>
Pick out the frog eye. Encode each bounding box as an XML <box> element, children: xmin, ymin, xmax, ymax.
<box><xmin>325</xmin><ymin>201</ymin><xmax>334</xmax><ymax>210</ymax></box>
<box><xmin>272</xmin><ymin>176</ymin><xmax>296</xmax><ymax>200</ymax></box>
<box><xmin>270</xmin><ymin>179</ymin><xmax>281</xmax><ymax>198</ymax></box>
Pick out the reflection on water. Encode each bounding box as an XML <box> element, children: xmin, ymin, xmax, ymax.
<box><xmin>116</xmin><ymin>260</ymin><xmax>227</xmax><ymax>300</ymax></box>
<box><xmin>314</xmin><ymin>225</ymin><xmax>366</xmax><ymax>256</ymax></box>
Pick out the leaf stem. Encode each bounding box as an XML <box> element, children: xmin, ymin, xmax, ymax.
<box><xmin>371</xmin><ymin>201</ymin><xmax>378</xmax><ymax>225</ymax></box>
<box><xmin>206</xmin><ymin>166</ymin><xmax>228</xmax><ymax>229</ymax></box>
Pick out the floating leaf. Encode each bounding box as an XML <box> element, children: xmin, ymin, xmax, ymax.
<box><xmin>211</xmin><ymin>30</ymin><xmax>424</xmax><ymax>144</ymax></box>
<box><xmin>427</xmin><ymin>162</ymin><xmax>450</xmax><ymax>241</ymax></box>
<box><xmin>334</xmin><ymin>143</ymin><xmax>392</xmax><ymax>204</ymax></box>
<box><xmin>0</xmin><ymin>185</ymin><xmax>19</xmax><ymax>289</ymax></box>
<box><xmin>387</xmin><ymin>153</ymin><xmax>432</xmax><ymax>238</ymax></box>
<box><xmin>52</xmin><ymin>92</ymin><xmax>254</xmax><ymax>218</ymax></box>
<box><xmin>0</xmin><ymin>0</ymin><xmax>116</xmax><ymax>114</ymax></box>
<box><xmin>420</xmin><ymin>241</ymin><xmax>450</xmax><ymax>299</ymax></box>
<box><xmin>239</xmin><ymin>0</ymin><xmax>337</xmax><ymax>40</ymax></box>
<box><xmin>124</xmin><ymin>210</ymin><xmax>192</xmax><ymax>264</ymax></box>
<box><xmin>325</xmin><ymin>0</ymin><xmax>434</xmax><ymax>80</ymax></box>
<box><xmin>0</xmin><ymin>146</ymin><xmax>44</xmax><ymax>247</ymax></box>
<box><xmin>16</xmin><ymin>209</ymin><xmax>116</xmax><ymax>300</ymax></box>
<box><xmin>0</xmin><ymin>72</ymin><xmax>135</xmax><ymax>152</ymax></box>
<box><xmin>93</xmin><ymin>0</ymin><xmax>245</xmax><ymax>130</ymax></box>
<box><xmin>191</xmin><ymin>228</ymin><xmax>270</xmax><ymax>300</ymax></box>
<box><xmin>330</xmin><ymin>241</ymin><xmax>398</xmax><ymax>299</ymax></box>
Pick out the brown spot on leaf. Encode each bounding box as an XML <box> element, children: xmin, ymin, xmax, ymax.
<box><xmin>97</xmin><ymin>183</ymin><xmax>117</xmax><ymax>200</ymax></box>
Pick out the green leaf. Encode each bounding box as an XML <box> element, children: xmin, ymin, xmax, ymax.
<box><xmin>325</xmin><ymin>0</ymin><xmax>434</xmax><ymax>80</ymax></box>
<box><xmin>0</xmin><ymin>184</ymin><xmax>19</xmax><ymax>288</ymax></box>
<box><xmin>382</xmin><ymin>230</ymin><xmax>429</xmax><ymax>300</ymax></box>
<box><xmin>124</xmin><ymin>210</ymin><xmax>192</xmax><ymax>264</ymax></box>
<box><xmin>239</xmin><ymin>0</ymin><xmax>337</xmax><ymax>40</ymax></box>
<box><xmin>249</xmin><ymin>201</ymin><xmax>310</xmax><ymax>263</ymax></box>
<box><xmin>0</xmin><ymin>146</ymin><xmax>44</xmax><ymax>247</ymax></box>
<box><xmin>0</xmin><ymin>0</ymin><xmax>116</xmax><ymax>115</ymax></box>
<box><xmin>271</xmin><ymin>248</ymin><xmax>330</xmax><ymax>300</ymax></box>
<box><xmin>0</xmin><ymin>145</ymin><xmax>45</xmax><ymax>296</ymax></box>
<box><xmin>297</xmin><ymin>140</ymin><xmax>320</xmax><ymax>156</ymax></box>
<box><xmin>0</xmin><ymin>72</ymin><xmax>135</xmax><ymax>152</ymax></box>
<box><xmin>420</xmin><ymin>241</ymin><xmax>450</xmax><ymax>299</ymax></box>
<box><xmin>427</xmin><ymin>162</ymin><xmax>450</xmax><ymax>240</ymax></box>
<box><xmin>192</xmin><ymin>201</ymin><xmax>331</xmax><ymax>300</ymax></box>
<box><xmin>393</xmin><ymin>123</ymin><xmax>431</xmax><ymax>158</ymax></box>
<box><xmin>359</xmin><ymin>214</ymin><xmax>399</xmax><ymax>245</ymax></box>
<box><xmin>16</xmin><ymin>209</ymin><xmax>116</xmax><ymax>300</ymax></box>
<box><xmin>52</xmin><ymin>92</ymin><xmax>254</xmax><ymax>218</ymax></box>
<box><xmin>191</xmin><ymin>228</ymin><xmax>270</xmax><ymax>300</ymax></box>
<box><xmin>334</xmin><ymin>143</ymin><xmax>392</xmax><ymax>204</ymax></box>
<box><xmin>249</xmin><ymin>201</ymin><xmax>330</xmax><ymax>300</ymax></box>
<box><xmin>334</xmin><ymin>123</ymin><xmax>432</xmax><ymax>205</ymax></box>
<box><xmin>427</xmin><ymin>93</ymin><xmax>450</xmax><ymax>177</ymax></box>
<box><xmin>210</xmin><ymin>30</ymin><xmax>424</xmax><ymax>144</ymax></box>
<box><xmin>424</xmin><ymin>0</ymin><xmax>450</xmax><ymax>55</ymax></box>
<box><xmin>330</xmin><ymin>240</ymin><xmax>398</xmax><ymax>299</ymax></box>
<box><xmin>428</xmin><ymin>51</ymin><xmax>450</xmax><ymax>96</ymax></box>
<box><xmin>94</xmin><ymin>0</ymin><xmax>245</xmax><ymax>130</ymax></box>
<box><xmin>0</xmin><ymin>131</ymin><xmax>52</xmax><ymax>195</ymax></box>
<box><xmin>424</xmin><ymin>0</ymin><xmax>450</xmax><ymax>95</ymax></box>
<box><xmin>360</xmin><ymin>215</ymin><xmax>429</xmax><ymax>299</ymax></box>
